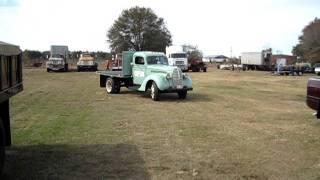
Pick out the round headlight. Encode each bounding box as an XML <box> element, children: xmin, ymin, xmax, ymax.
<box><xmin>166</xmin><ymin>73</ymin><xmax>172</xmax><ymax>79</ymax></box>
<box><xmin>183</xmin><ymin>73</ymin><xmax>188</xmax><ymax>79</ymax></box>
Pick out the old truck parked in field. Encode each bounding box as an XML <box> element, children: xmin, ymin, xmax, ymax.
<box><xmin>97</xmin><ymin>51</ymin><xmax>193</xmax><ymax>101</ymax></box>
<box><xmin>0</xmin><ymin>41</ymin><xmax>23</xmax><ymax>172</ymax></box>
<box><xmin>188</xmin><ymin>57</ymin><xmax>207</xmax><ymax>72</ymax></box>
<box><xmin>46</xmin><ymin>45</ymin><xmax>69</xmax><ymax>72</ymax></box>
<box><xmin>77</xmin><ymin>53</ymin><xmax>98</xmax><ymax>72</ymax></box>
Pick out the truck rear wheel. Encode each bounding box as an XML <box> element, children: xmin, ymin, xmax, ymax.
<box><xmin>106</xmin><ymin>78</ymin><xmax>120</xmax><ymax>94</ymax></box>
<box><xmin>203</xmin><ymin>68</ymin><xmax>207</xmax><ymax>72</ymax></box>
<box><xmin>0</xmin><ymin>117</ymin><xmax>5</xmax><ymax>174</ymax></box>
<box><xmin>178</xmin><ymin>90</ymin><xmax>187</xmax><ymax>99</ymax></box>
<box><xmin>106</xmin><ymin>77</ymin><xmax>116</xmax><ymax>94</ymax></box>
<box><xmin>150</xmin><ymin>82</ymin><xmax>160</xmax><ymax>101</ymax></box>
<box><xmin>64</xmin><ymin>64</ymin><xmax>68</xmax><ymax>72</ymax></box>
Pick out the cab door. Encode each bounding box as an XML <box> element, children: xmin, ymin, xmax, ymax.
<box><xmin>132</xmin><ymin>56</ymin><xmax>146</xmax><ymax>85</ymax></box>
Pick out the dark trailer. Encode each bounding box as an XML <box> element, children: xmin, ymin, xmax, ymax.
<box><xmin>0</xmin><ymin>41</ymin><xmax>23</xmax><ymax>172</ymax></box>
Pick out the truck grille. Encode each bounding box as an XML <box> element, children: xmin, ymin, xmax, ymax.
<box><xmin>175</xmin><ymin>61</ymin><xmax>184</xmax><ymax>65</ymax></box>
<box><xmin>172</xmin><ymin>68</ymin><xmax>183</xmax><ymax>87</ymax></box>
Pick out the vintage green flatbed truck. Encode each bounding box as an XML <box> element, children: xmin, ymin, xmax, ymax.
<box><xmin>97</xmin><ymin>51</ymin><xmax>193</xmax><ymax>101</ymax></box>
<box><xmin>0</xmin><ymin>41</ymin><xmax>23</xmax><ymax>172</ymax></box>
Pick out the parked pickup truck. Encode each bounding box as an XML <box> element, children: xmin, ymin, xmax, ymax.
<box><xmin>97</xmin><ymin>51</ymin><xmax>193</xmax><ymax>101</ymax></box>
<box><xmin>0</xmin><ymin>41</ymin><xmax>23</xmax><ymax>172</ymax></box>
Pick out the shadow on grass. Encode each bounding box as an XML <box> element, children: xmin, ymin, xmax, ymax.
<box><xmin>110</xmin><ymin>88</ymin><xmax>212</xmax><ymax>102</ymax></box>
<box><xmin>2</xmin><ymin>144</ymin><xmax>150</xmax><ymax>180</ymax></box>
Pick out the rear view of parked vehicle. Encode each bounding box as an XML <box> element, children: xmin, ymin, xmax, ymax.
<box><xmin>0</xmin><ymin>41</ymin><xmax>23</xmax><ymax>173</ymax></box>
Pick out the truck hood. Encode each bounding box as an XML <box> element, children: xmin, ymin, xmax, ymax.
<box><xmin>147</xmin><ymin>65</ymin><xmax>176</xmax><ymax>73</ymax></box>
<box><xmin>79</xmin><ymin>57</ymin><xmax>94</xmax><ymax>61</ymax></box>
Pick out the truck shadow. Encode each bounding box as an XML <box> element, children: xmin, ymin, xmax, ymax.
<box><xmin>120</xmin><ymin>90</ymin><xmax>212</xmax><ymax>102</ymax></box>
<box><xmin>2</xmin><ymin>144</ymin><xmax>150</xmax><ymax>180</ymax></box>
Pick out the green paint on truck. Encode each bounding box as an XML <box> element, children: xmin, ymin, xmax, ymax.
<box><xmin>97</xmin><ymin>51</ymin><xmax>193</xmax><ymax>101</ymax></box>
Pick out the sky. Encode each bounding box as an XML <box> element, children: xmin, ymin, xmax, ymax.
<box><xmin>0</xmin><ymin>0</ymin><xmax>319</xmax><ymax>56</ymax></box>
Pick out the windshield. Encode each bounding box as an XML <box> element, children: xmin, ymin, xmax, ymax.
<box><xmin>51</xmin><ymin>54</ymin><xmax>63</xmax><ymax>58</ymax></box>
<box><xmin>171</xmin><ymin>53</ymin><xmax>187</xmax><ymax>58</ymax></box>
<box><xmin>147</xmin><ymin>56</ymin><xmax>168</xmax><ymax>65</ymax></box>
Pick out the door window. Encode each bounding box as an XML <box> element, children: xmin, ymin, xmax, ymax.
<box><xmin>135</xmin><ymin>56</ymin><xmax>144</xmax><ymax>65</ymax></box>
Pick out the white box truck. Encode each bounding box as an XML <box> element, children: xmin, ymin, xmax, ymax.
<box><xmin>46</xmin><ymin>45</ymin><xmax>69</xmax><ymax>72</ymax></box>
<box><xmin>241</xmin><ymin>49</ymin><xmax>272</xmax><ymax>70</ymax></box>
<box><xmin>166</xmin><ymin>46</ymin><xmax>188</xmax><ymax>72</ymax></box>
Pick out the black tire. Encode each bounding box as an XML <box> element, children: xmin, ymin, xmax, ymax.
<box><xmin>192</xmin><ymin>66</ymin><xmax>197</xmax><ymax>72</ymax></box>
<box><xmin>196</xmin><ymin>67</ymin><xmax>200</xmax><ymax>72</ymax></box>
<box><xmin>47</xmin><ymin>68</ymin><xmax>50</xmax><ymax>72</ymax></box>
<box><xmin>106</xmin><ymin>77</ymin><xmax>116</xmax><ymax>94</ymax></box>
<box><xmin>77</xmin><ymin>67</ymin><xmax>81</xmax><ymax>72</ymax></box>
<box><xmin>114</xmin><ymin>80</ymin><xmax>121</xmax><ymax>94</ymax></box>
<box><xmin>203</xmin><ymin>68</ymin><xmax>207</xmax><ymax>72</ymax></box>
<box><xmin>150</xmin><ymin>82</ymin><xmax>160</xmax><ymax>101</ymax></box>
<box><xmin>178</xmin><ymin>90</ymin><xmax>187</xmax><ymax>99</ymax></box>
<box><xmin>0</xmin><ymin>117</ymin><xmax>5</xmax><ymax>174</ymax></box>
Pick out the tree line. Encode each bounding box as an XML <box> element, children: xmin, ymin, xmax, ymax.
<box><xmin>292</xmin><ymin>18</ymin><xmax>320</xmax><ymax>64</ymax></box>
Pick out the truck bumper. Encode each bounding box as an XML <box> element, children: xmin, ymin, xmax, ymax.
<box><xmin>160</xmin><ymin>87</ymin><xmax>193</xmax><ymax>93</ymax></box>
<box><xmin>78</xmin><ymin>65</ymin><xmax>97</xmax><ymax>71</ymax></box>
<box><xmin>47</xmin><ymin>66</ymin><xmax>65</xmax><ymax>71</ymax></box>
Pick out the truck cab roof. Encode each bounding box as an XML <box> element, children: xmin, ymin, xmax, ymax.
<box><xmin>0</xmin><ymin>41</ymin><xmax>21</xmax><ymax>56</ymax></box>
<box><xmin>134</xmin><ymin>51</ymin><xmax>166</xmax><ymax>57</ymax></box>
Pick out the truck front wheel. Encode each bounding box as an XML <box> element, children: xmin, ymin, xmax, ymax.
<box><xmin>150</xmin><ymin>82</ymin><xmax>160</xmax><ymax>101</ymax></box>
<box><xmin>178</xmin><ymin>90</ymin><xmax>187</xmax><ymax>99</ymax></box>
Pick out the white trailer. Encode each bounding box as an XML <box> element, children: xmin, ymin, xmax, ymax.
<box><xmin>241</xmin><ymin>52</ymin><xmax>264</xmax><ymax>65</ymax></box>
<box><xmin>241</xmin><ymin>50</ymin><xmax>272</xmax><ymax>70</ymax></box>
<box><xmin>50</xmin><ymin>45</ymin><xmax>68</xmax><ymax>58</ymax></box>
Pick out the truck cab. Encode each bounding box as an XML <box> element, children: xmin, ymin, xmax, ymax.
<box><xmin>0</xmin><ymin>41</ymin><xmax>23</xmax><ymax>172</ymax></box>
<box><xmin>77</xmin><ymin>53</ymin><xmax>98</xmax><ymax>72</ymax></box>
<box><xmin>98</xmin><ymin>51</ymin><xmax>193</xmax><ymax>101</ymax></box>
<box><xmin>166</xmin><ymin>46</ymin><xmax>188</xmax><ymax>72</ymax></box>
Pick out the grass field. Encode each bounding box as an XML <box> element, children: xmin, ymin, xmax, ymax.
<box><xmin>2</xmin><ymin>67</ymin><xmax>320</xmax><ymax>179</ymax></box>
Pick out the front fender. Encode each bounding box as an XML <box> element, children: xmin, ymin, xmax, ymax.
<box><xmin>138</xmin><ymin>74</ymin><xmax>169</xmax><ymax>91</ymax></box>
